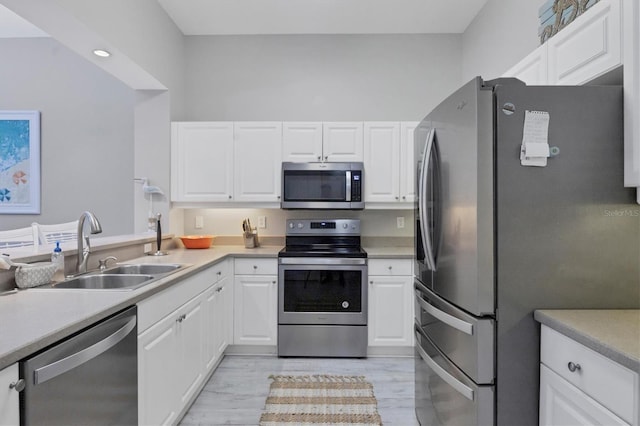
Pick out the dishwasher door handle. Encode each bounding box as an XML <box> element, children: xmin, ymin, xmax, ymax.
<box><xmin>34</xmin><ymin>316</ymin><xmax>136</xmax><ymax>385</ymax></box>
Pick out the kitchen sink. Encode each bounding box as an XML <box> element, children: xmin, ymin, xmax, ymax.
<box><xmin>48</xmin><ymin>263</ymin><xmax>189</xmax><ymax>291</ymax></box>
<box><xmin>105</xmin><ymin>263</ymin><xmax>182</xmax><ymax>275</ymax></box>
<box><xmin>53</xmin><ymin>274</ymin><xmax>154</xmax><ymax>290</ymax></box>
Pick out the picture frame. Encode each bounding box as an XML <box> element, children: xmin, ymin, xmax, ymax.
<box><xmin>0</xmin><ymin>110</ymin><xmax>41</xmax><ymax>214</ymax></box>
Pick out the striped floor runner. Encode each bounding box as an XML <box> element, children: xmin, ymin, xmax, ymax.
<box><xmin>259</xmin><ymin>375</ymin><xmax>383</xmax><ymax>426</ymax></box>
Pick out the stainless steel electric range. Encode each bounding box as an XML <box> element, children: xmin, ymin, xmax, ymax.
<box><xmin>278</xmin><ymin>219</ymin><xmax>368</xmax><ymax>357</ymax></box>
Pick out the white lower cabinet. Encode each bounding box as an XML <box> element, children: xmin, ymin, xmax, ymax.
<box><xmin>233</xmin><ymin>258</ymin><xmax>278</xmax><ymax>346</ymax></box>
<box><xmin>0</xmin><ymin>363</ymin><xmax>19</xmax><ymax>426</ymax></box>
<box><xmin>137</xmin><ymin>259</ymin><xmax>231</xmax><ymax>425</ymax></box>
<box><xmin>367</xmin><ymin>259</ymin><xmax>414</xmax><ymax>347</ymax></box>
<box><xmin>539</xmin><ymin>325</ymin><xmax>639</xmax><ymax>426</ymax></box>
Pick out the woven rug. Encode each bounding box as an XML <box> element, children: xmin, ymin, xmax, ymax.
<box><xmin>259</xmin><ymin>375</ymin><xmax>383</xmax><ymax>426</ymax></box>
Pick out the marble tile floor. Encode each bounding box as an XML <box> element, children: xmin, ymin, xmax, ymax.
<box><xmin>180</xmin><ymin>355</ymin><xmax>420</xmax><ymax>426</ymax></box>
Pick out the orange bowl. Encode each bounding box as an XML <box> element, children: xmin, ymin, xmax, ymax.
<box><xmin>180</xmin><ymin>235</ymin><xmax>214</xmax><ymax>249</ymax></box>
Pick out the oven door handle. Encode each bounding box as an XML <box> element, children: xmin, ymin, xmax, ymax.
<box><xmin>415</xmin><ymin>290</ymin><xmax>473</xmax><ymax>335</ymax></box>
<box><xmin>279</xmin><ymin>257</ymin><xmax>367</xmax><ymax>266</ymax></box>
<box><xmin>415</xmin><ymin>328</ymin><xmax>474</xmax><ymax>401</ymax></box>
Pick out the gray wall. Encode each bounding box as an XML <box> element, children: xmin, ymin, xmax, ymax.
<box><xmin>462</xmin><ymin>0</ymin><xmax>541</xmax><ymax>82</ymax></box>
<box><xmin>184</xmin><ymin>34</ymin><xmax>462</xmax><ymax>121</ymax></box>
<box><xmin>0</xmin><ymin>37</ymin><xmax>135</xmax><ymax>235</ymax></box>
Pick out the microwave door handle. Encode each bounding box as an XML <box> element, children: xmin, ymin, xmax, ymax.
<box><xmin>345</xmin><ymin>171</ymin><xmax>352</xmax><ymax>201</ymax></box>
<box><xmin>419</xmin><ymin>128</ymin><xmax>437</xmax><ymax>271</ymax></box>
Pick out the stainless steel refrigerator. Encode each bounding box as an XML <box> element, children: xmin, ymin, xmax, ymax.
<box><xmin>413</xmin><ymin>77</ymin><xmax>640</xmax><ymax>426</ymax></box>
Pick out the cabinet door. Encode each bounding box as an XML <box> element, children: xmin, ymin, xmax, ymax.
<box><xmin>502</xmin><ymin>44</ymin><xmax>548</xmax><ymax>85</ymax></box>
<box><xmin>368</xmin><ymin>275</ymin><xmax>413</xmax><ymax>346</ymax></box>
<box><xmin>547</xmin><ymin>0</ymin><xmax>622</xmax><ymax>85</ymax></box>
<box><xmin>282</xmin><ymin>122</ymin><xmax>323</xmax><ymax>162</ymax></box>
<box><xmin>216</xmin><ymin>278</ymin><xmax>232</xmax><ymax>357</ymax></box>
<box><xmin>138</xmin><ymin>315</ymin><xmax>179</xmax><ymax>426</ymax></box>
<box><xmin>0</xmin><ymin>364</ymin><xmax>19</xmax><ymax>426</ymax></box>
<box><xmin>171</xmin><ymin>122</ymin><xmax>234</xmax><ymax>202</ymax></box>
<box><xmin>234</xmin><ymin>275</ymin><xmax>278</xmax><ymax>345</ymax></box>
<box><xmin>322</xmin><ymin>122</ymin><xmax>364</xmax><ymax>162</ymax></box>
<box><xmin>203</xmin><ymin>285</ymin><xmax>220</xmax><ymax>372</ymax></box>
<box><xmin>364</xmin><ymin>122</ymin><xmax>400</xmax><ymax>203</ymax></box>
<box><xmin>539</xmin><ymin>364</ymin><xmax>629</xmax><ymax>426</ymax></box>
<box><xmin>233</xmin><ymin>122</ymin><xmax>282</xmax><ymax>202</ymax></box>
<box><xmin>176</xmin><ymin>296</ymin><xmax>205</xmax><ymax>407</ymax></box>
<box><xmin>400</xmin><ymin>122</ymin><xmax>418</xmax><ymax>203</ymax></box>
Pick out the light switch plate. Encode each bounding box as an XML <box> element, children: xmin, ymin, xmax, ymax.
<box><xmin>258</xmin><ymin>216</ymin><xmax>266</xmax><ymax>229</ymax></box>
<box><xmin>195</xmin><ymin>215</ymin><xmax>204</xmax><ymax>229</ymax></box>
<box><xmin>397</xmin><ymin>217</ymin><xmax>405</xmax><ymax>228</ymax></box>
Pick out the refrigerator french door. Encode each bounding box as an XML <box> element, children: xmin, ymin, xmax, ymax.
<box><xmin>414</xmin><ymin>76</ymin><xmax>638</xmax><ymax>426</ymax></box>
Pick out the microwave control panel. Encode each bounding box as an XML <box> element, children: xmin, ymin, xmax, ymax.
<box><xmin>351</xmin><ymin>171</ymin><xmax>362</xmax><ymax>201</ymax></box>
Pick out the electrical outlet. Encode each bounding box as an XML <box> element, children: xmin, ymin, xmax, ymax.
<box><xmin>144</xmin><ymin>243</ymin><xmax>152</xmax><ymax>253</ymax></box>
<box><xmin>258</xmin><ymin>216</ymin><xmax>266</xmax><ymax>229</ymax></box>
<box><xmin>397</xmin><ymin>217</ymin><xmax>405</xmax><ymax>229</ymax></box>
<box><xmin>195</xmin><ymin>215</ymin><xmax>204</xmax><ymax>229</ymax></box>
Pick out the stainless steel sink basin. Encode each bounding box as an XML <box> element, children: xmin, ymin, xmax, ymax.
<box><xmin>48</xmin><ymin>263</ymin><xmax>189</xmax><ymax>291</ymax></box>
<box><xmin>53</xmin><ymin>274</ymin><xmax>154</xmax><ymax>290</ymax></box>
<box><xmin>105</xmin><ymin>264</ymin><xmax>182</xmax><ymax>275</ymax></box>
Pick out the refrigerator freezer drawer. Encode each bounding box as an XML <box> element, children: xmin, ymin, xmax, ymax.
<box><xmin>415</xmin><ymin>281</ymin><xmax>495</xmax><ymax>384</ymax></box>
<box><xmin>415</xmin><ymin>327</ymin><xmax>494</xmax><ymax>426</ymax></box>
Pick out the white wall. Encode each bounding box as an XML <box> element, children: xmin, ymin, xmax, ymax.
<box><xmin>184</xmin><ymin>34</ymin><xmax>462</xmax><ymax>121</ymax></box>
<box><xmin>462</xmin><ymin>0</ymin><xmax>540</xmax><ymax>82</ymax></box>
<box><xmin>0</xmin><ymin>37</ymin><xmax>135</xmax><ymax>235</ymax></box>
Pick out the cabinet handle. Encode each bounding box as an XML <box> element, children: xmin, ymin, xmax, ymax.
<box><xmin>228</xmin><ymin>195</ymin><xmax>232</xmax><ymax>199</ymax></box>
<box><xmin>216</xmin><ymin>271</ymin><xmax>222</xmax><ymax>276</ymax></box>
<box><xmin>369</xmin><ymin>280</ymin><xmax>373</xmax><ymax>284</ymax></box>
<box><xmin>272</xmin><ymin>281</ymin><xmax>276</xmax><ymax>285</ymax></box>
<box><xmin>253</xmin><ymin>265</ymin><xmax>258</xmax><ymax>270</ymax></box>
<box><xmin>324</xmin><ymin>156</ymin><xmax>328</xmax><ymax>161</ymax></box>
<box><xmin>567</xmin><ymin>362</ymin><xmax>581</xmax><ymax>373</ymax></box>
<box><xmin>9</xmin><ymin>379</ymin><xmax>25</xmax><ymax>392</ymax></box>
<box><xmin>216</xmin><ymin>287</ymin><xmax>223</xmax><ymax>293</ymax></box>
<box><xmin>395</xmin><ymin>196</ymin><xmax>399</xmax><ymax>200</ymax></box>
<box><xmin>388</xmin><ymin>266</ymin><xmax>393</xmax><ymax>270</ymax></box>
<box><xmin>176</xmin><ymin>314</ymin><xmax>187</xmax><ymax>323</ymax></box>
<box><xmin>277</xmin><ymin>195</ymin><xmax>281</xmax><ymax>199</ymax></box>
<box><xmin>402</xmin><ymin>196</ymin><xmax>406</xmax><ymax>200</ymax></box>
<box><xmin>317</xmin><ymin>156</ymin><xmax>321</xmax><ymax>161</ymax></box>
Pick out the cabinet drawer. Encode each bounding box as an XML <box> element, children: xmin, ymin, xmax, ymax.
<box><xmin>540</xmin><ymin>325</ymin><xmax>637</xmax><ymax>424</ymax></box>
<box><xmin>210</xmin><ymin>258</ymin><xmax>231</xmax><ymax>282</ymax></box>
<box><xmin>234</xmin><ymin>258</ymin><xmax>278</xmax><ymax>275</ymax></box>
<box><xmin>368</xmin><ymin>259</ymin><xmax>412</xmax><ymax>276</ymax></box>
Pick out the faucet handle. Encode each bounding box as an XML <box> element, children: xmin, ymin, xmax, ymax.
<box><xmin>98</xmin><ymin>256</ymin><xmax>118</xmax><ymax>271</ymax></box>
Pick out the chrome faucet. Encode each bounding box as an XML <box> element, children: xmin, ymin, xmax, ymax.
<box><xmin>75</xmin><ymin>211</ymin><xmax>102</xmax><ymax>275</ymax></box>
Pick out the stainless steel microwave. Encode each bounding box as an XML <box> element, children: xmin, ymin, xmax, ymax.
<box><xmin>281</xmin><ymin>162</ymin><xmax>364</xmax><ymax>209</ymax></box>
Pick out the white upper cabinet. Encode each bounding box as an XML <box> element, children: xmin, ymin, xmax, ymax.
<box><xmin>364</xmin><ymin>122</ymin><xmax>400</xmax><ymax>203</ymax></box>
<box><xmin>624</xmin><ymin>0</ymin><xmax>640</xmax><ymax>196</ymax></box>
<box><xmin>364</xmin><ymin>121</ymin><xmax>417</xmax><ymax>207</ymax></box>
<box><xmin>282</xmin><ymin>122</ymin><xmax>324</xmax><ymax>162</ymax></box>
<box><xmin>322</xmin><ymin>122</ymin><xmax>364</xmax><ymax>162</ymax></box>
<box><xmin>502</xmin><ymin>45</ymin><xmax>548</xmax><ymax>85</ymax></box>
<box><xmin>171</xmin><ymin>122</ymin><xmax>234</xmax><ymax>202</ymax></box>
<box><xmin>547</xmin><ymin>0</ymin><xmax>621</xmax><ymax>85</ymax></box>
<box><xmin>233</xmin><ymin>122</ymin><xmax>282</xmax><ymax>202</ymax></box>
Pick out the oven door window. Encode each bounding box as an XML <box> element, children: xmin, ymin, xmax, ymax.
<box><xmin>283</xmin><ymin>269</ymin><xmax>362</xmax><ymax>312</ymax></box>
<box><xmin>283</xmin><ymin>171</ymin><xmax>346</xmax><ymax>201</ymax></box>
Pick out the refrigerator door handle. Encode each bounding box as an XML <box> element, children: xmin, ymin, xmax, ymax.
<box><xmin>419</xmin><ymin>128</ymin><xmax>437</xmax><ymax>271</ymax></box>
<box><xmin>415</xmin><ymin>290</ymin><xmax>474</xmax><ymax>335</ymax></box>
<box><xmin>415</xmin><ymin>329</ymin><xmax>475</xmax><ymax>401</ymax></box>
<box><xmin>33</xmin><ymin>316</ymin><xmax>136</xmax><ymax>385</ymax></box>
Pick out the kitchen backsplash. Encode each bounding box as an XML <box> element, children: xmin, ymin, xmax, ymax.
<box><xmin>182</xmin><ymin>208</ymin><xmax>414</xmax><ymax>239</ymax></box>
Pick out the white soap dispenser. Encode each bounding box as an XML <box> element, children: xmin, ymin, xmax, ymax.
<box><xmin>51</xmin><ymin>241</ymin><xmax>64</xmax><ymax>277</ymax></box>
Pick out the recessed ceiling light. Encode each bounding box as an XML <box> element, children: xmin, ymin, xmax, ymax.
<box><xmin>92</xmin><ymin>49</ymin><xmax>111</xmax><ymax>58</ymax></box>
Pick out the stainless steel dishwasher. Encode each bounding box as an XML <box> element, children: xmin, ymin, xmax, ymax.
<box><xmin>20</xmin><ymin>306</ymin><xmax>137</xmax><ymax>425</ymax></box>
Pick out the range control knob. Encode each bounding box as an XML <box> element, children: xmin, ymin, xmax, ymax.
<box><xmin>342</xmin><ymin>223</ymin><xmax>348</xmax><ymax>229</ymax></box>
<box><xmin>297</xmin><ymin>222</ymin><xmax>304</xmax><ymax>229</ymax></box>
<box><xmin>288</xmin><ymin>222</ymin><xmax>294</xmax><ymax>229</ymax></box>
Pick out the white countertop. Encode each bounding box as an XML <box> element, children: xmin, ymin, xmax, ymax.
<box><xmin>0</xmin><ymin>242</ymin><xmax>413</xmax><ymax>370</ymax></box>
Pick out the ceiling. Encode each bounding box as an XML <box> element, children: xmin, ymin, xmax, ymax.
<box><xmin>157</xmin><ymin>0</ymin><xmax>489</xmax><ymax>35</ymax></box>
<box><xmin>0</xmin><ymin>1</ymin><xmax>489</xmax><ymax>38</ymax></box>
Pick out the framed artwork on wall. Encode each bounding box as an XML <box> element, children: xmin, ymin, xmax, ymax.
<box><xmin>0</xmin><ymin>111</ymin><xmax>40</xmax><ymax>214</ymax></box>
